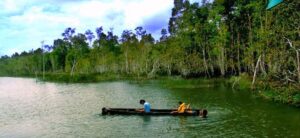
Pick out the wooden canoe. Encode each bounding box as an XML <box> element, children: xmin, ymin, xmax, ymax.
<box><xmin>102</xmin><ymin>107</ymin><xmax>208</xmax><ymax>117</ymax></box>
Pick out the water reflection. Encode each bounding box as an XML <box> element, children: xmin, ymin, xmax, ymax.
<box><xmin>178</xmin><ymin>116</ymin><xmax>187</xmax><ymax>126</ymax></box>
<box><xmin>0</xmin><ymin>77</ymin><xmax>299</xmax><ymax>138</ymax></box>
<box><xmin>142</xmin><ymin>116</ymin><xmax>151</xmax><ymax>126</ymax></box>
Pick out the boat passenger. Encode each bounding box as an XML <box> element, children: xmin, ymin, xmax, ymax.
<box><xmin>200</xmin><ymin>109</ymin><xmax>208</xmax><ymax>118</ymax></box>
<box><xmin>172</xmin><ymin>101</ymin><xmax>186</xmax><ymax>114</ymax></box>
<box><xmin>139</xmin><ymin>99</ymin><xmax>151</xmax><ymax>113</ymax></box>
<box><xmin>177</xmin><ymin>101</ymin><xmax>186</xmax><ymax>113</ymax></box>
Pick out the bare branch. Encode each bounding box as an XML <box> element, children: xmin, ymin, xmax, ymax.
<box><xmin>284</xmin><ymin>37</ymin><xmax>295</xmax><ymax>49</ymax></box>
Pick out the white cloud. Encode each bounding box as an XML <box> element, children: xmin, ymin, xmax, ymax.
<box><xmin>0</xmin><ymin>0</ymin><xmax>174</xmax><ymax>56</ymax></box>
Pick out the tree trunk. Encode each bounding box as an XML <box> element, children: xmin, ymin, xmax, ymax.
<box><xmin>125</xmin><ymin>49</ymin><xmax>129</xmax><ymax>74</ymax></box>
<box><xmin>217</xmin><ymin>46</ymin><xmax>225</xmax><ymax>77</ymax></box>
<box><xmin>207</xmin><ymin>49</ymin><xmax>214</xmax><ymax>76</ymax></box>
<box><xmin>220</xmin><ymin>47</ymin><xmax>225</xmax><ymax>76</ymax></box>
<box><xmin>71</xmin><ymin>59</ymin><xmax>76</xmax><ymax>76</ymax></box>
<box><xmin>252</xmin><ymin>55</ymin><xmax>261</xmax><ymax>88</ymax></box>
<box><xmin>260</xmin><ymin>53</ymin><xmax>267</xmax><ymax>76</ymax></box>
<box><xmin>237</xmin><ymin>32</ymin><xmax>241</xmax><ymax>73</ymax></box>
<box><xmin>296</xmin><ymin>50</ymin><xmax>300</xmax><ymax>83</ymax></box>
<box><xmin>285</xmin><ymin>37</ymin><xmax>300</xmax><ymax>83</ymax></box>
<box><xmin>202</xmin><ymin>48</ymin><xmax>209</xmax><ymax>77</ymax></box>
<box><xmin>148</xmin><ymin>59</ymin><xmax>159</xmax><ymax>78</ymax></box>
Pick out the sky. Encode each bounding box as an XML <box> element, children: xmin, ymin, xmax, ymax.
<box><xmin>0</xmin><ymin>0</ymin><xmax>203</xmax><ymax>56</ymax></box>
<box><xmin>0</xmin><ymin>0</ymin><xmax>201</xmax><ymax>56</ymax></box>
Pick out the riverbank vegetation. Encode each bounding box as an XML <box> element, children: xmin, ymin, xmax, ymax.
<box><xmin>0</xmin><ymin>0</ymin><xmax>299</xmax><ymax>106</ymax></box>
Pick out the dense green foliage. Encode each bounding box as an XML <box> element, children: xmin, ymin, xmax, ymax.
<box><xmin>0</xmin><ymin>0</ymin><xmax>299</xmax><ymax>105</ymax></box>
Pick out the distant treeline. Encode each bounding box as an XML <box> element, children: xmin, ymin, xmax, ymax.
<box><xmin>0</xmin><ymin>0</ymin><xmax>299</xmax><ymax>85</ymax></box>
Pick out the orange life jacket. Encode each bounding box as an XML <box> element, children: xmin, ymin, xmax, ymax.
<box><xmin>177</xmin><ymin>103</ymin><xmax>186</xmax><ymax>113</ymax></box>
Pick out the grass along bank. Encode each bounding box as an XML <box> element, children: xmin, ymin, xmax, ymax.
<box><xmin>229</xmin><ymin>74</ymin><xmax>300</xmax><ymax>107</ymax></box>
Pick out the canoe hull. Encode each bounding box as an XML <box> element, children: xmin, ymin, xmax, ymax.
<box><xmin>102</xmin><ymin>107</ymin><xmax>207</xmax><ymax>117</ymax></box>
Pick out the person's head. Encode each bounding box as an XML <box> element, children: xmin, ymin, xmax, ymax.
<box><xmin>202</xmin><ymin>109</ymin><xmax>208</xmax><ymax>118</ymax></box>
<box><xmin>178</xmin><ymin>101</ymin><xmax>183</xmax><ymax>105</ymax></box>
<box><xmin>140</xmin><ymin>99</ymin><xmax>145</xmax><ymax>104</ymax></box>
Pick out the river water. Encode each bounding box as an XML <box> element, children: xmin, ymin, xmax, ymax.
<box><xmin>0</xmin><ymin>77</ymin><xmax>299</xmax><ymax>137</ymax></box>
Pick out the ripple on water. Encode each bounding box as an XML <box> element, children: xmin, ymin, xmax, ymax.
<box><xmin>0</xmin><ymin>77</ymin><xmax>300</xmax><ymax>137</ymax></box>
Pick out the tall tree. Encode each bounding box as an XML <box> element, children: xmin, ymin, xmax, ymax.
<box><xmin>85</xmin><ymin>29</ymin><xmax>95</xmax><ymax>46</ymax></box>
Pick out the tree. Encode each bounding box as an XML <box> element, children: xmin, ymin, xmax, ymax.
<box><xmin>160</xmin><ymin>28</ymin><xmax>168</xmax><ymax>41</ymax></box>
<box><xmin>66</xmin><ymin>33</ymin><xmax>89</xmax><ymax>75</ymax></box>
<box><xmin>168</xmin><ymin>0</ymin><xmax>185</xmax><ymax>35</ymax></box>
<box><xmin>50</xmin><ymin>39</ymin><xmax>68</xmax><ymax>71</ymax></box>
<box><xmin>120</xmin><ymin>30</ymin><xmax>138</xmax><ymax>73</ymax></box>
<box><xmin>135</xmin><ymin>26</ymin><xmax>146</xmax><ymax>40</ymax></box>
<box><xmin>85</xmin><ymin>29</ymin><xmax>95</xmax><ymax>46</ymax></box>
<box><xmin>62</xmin><ymin>27</ymin><xmax>75</xmax><ymax>41</ymax></box>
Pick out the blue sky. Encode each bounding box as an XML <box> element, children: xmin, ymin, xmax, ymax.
<box><xmin>0</xmin><ymin>0</ymin><xmax>199</xmax><ymax>56</ymax></box>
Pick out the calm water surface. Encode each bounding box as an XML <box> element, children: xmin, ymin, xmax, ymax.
<box><xmin>0</xmin><ymin>77</ymin><xmax>299</xmax><ymax>137</ymax></box>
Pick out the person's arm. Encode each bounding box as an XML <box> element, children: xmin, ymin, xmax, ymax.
<box><xmin>137</xmin><ymin>108</ymin><xmax>144</xmax><ymax>112</ymax></box>
<box><xmin>136</xmin><ymin>104</ymin><xmax>145</xmax><ymax>112</ymax></box>
<box><xmin>171</xmin><ymin>105</ymin><xmax>179</xmax><ymax>114</ymax></box>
